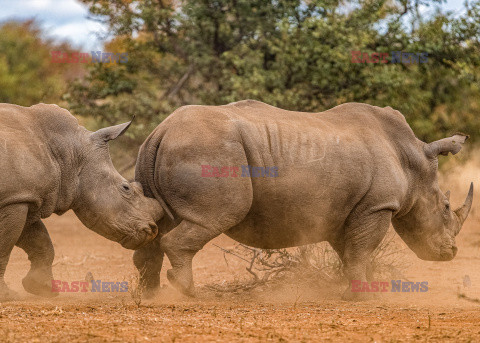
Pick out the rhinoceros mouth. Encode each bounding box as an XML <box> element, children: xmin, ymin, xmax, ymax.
<box><xmin>93</xmin><ymin>215</ymin><xmax>157</xmax><ymax>249</ymax></box>
<box><xmin>118</xmin><ymin>228</ymin><xmax>156</xmax><ymax>250</ymax></box>
<box><xmin>415</xmin><ymin>243</ymin><xmax>457</xmax><ymax>261</ymax></box>
<box><xmin>438</xmin><ymin>245</ymin><xmax>458</xmax><ymax>261</ymax></box>
<box><xmin>119</xmin><ymin>234</ymin><xmax>142</xmax><ymax>249</ymax></box>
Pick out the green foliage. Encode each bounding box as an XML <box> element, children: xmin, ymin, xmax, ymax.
<box><xmin>0</xmin><ymin>21</ymin><xmax>83</xmax><ymax>106</ymax></box>
<box><xmin>67</xmin><ymin>0</ymin><xmax>480</xmax><ymax>146</ymax></box>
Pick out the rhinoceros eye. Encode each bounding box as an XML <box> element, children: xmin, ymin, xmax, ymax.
<box><xmin>121</xmin><ymin>183</ymin><xmax>131</xmax><ymax>192</ymax></box>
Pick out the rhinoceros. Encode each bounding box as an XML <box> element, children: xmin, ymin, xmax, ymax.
<box><xmin>133</xmin><ymin>100</ymin><xmax>473</xmax><ymax>300</ymax></box>
<box><xmin>0</xmin><ymin>103</ymin><xmax>164</xmax><ymax>300</ymax></box>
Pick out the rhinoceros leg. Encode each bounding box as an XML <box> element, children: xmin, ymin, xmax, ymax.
<box><xmin>133</xmin><ymin>235</ymin><xmax>164</xmax><ymax>298</ymax></box>
<box><xmin>0</xmin><ymin>203</ymin><xmax>29</xmax><ymax>301</ymax></box>
<box><xmin>15</xmin><ymin>220</ymin><xmax>57</xmax><ymax>298</ymax></box>
<box><xmin>160</xmin><ymin>220</ymin><xmax>222</xmax><ymax>296</ymax></box>
<box><xmin>339</xmin><ymin>210</ymin><xmax>391</xmax><ymax>301</ymax></box>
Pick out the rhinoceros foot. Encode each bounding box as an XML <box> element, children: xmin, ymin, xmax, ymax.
<box><xmin>167</xmin><ymin>269</ymin><xmax>195</xmax><ymax>297</ymax></box>
<box><xmin>141</xmin><ymin>284</ymin><xmax>160</xmax><ymax>299</ymax></box>
<box><xmin>22</xmin><ymin>269</ymin><xmax>58</xmax><ymax>298</ymax></box>
<box><xmin>0</xmin><ymin>283</ymin><xmax>19</xmax><ymax>302</ymax></box>
<box><xmin>138</xmin><ymin>272</ymin><xmax>161</xmax><ymax>299</ymax></box>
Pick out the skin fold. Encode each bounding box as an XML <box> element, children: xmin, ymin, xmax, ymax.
<box><xmin>134</xmin><ymin>100</ymin><xmax>473</xmax><ymax>300</ymax></box>
<box><xmin>0</xmin><ymin>103</ymin><xmax>164</xmax><ymax>301</ymax></box>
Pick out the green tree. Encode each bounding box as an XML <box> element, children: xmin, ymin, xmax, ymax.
<box><xmin>67</xmin><ymin>0</ymin><xmax>480</xmax><ymax>146</ymax></box>
<box><xmin>0</xmin><ymin>20</ymin><xmax>84</xmax><ymax>106</ymax></box>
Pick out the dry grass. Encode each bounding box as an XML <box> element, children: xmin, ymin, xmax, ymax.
<box><xmin>206</xmin><ymin>229</ymin><xmax>409</xmax><ymax>293</ymax></box>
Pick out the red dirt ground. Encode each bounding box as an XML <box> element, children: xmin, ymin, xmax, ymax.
<box><xmin>1</xmin><ymin>159</ymin><xmax>480</xmax><ymax>342</ymax></box>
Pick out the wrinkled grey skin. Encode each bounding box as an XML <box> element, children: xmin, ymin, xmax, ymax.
<box><xmin>133</xmin><ymin>100</ymin><xmax>473</xmax><ymax>300</ymax></box>
<box><xmin>0</xmin><ymin>103</ymin><xmax>163</xmax><ymax>301</ymax></box>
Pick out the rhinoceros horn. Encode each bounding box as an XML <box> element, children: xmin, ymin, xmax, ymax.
<box><xmin>454</xmin><ymin>183</ymin><xmax>474</xmax><ymax>232</ymax></box>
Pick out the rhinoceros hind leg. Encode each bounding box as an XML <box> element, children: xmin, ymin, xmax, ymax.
<box><xmin>16</xmin><ymin>220</ymin><xmax>57</xmax><ymax>298</ymax></box>
<box><xmin>161</xmin><ymin>220</ymin><xmax>223</xmax><ymax>297</ymax></box>
<box><xmin>133</xmin><ymin>235</ymin><xmax>164</xmax><ymax>299</ymax></box>
<box><xmin>0</xmin><ymin>203</ymin><xmax>29</xmax><ymax>301</ymax></box>
<box><xmin>339</xmin><ymin>210</ymin><xmax>391</xmax><ymax>301</ymax></box>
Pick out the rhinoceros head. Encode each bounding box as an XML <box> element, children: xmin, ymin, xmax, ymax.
<box><xmin>72</xmin><ymin>120</ymin><xmax>164</xmax><ymax>250</ymax></box>
<box><xmin>392</xmin><ymin>134</ymin><xmax>473</xmax><ymax>261</ymax></box>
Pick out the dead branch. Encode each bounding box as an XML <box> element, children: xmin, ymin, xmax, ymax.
<box><xmin>212</xmin><ymin>243</ymin><xmax>251</xmax><ymax>263</ymax></box>
<box><xmin>161</xmin><ymin>65</ymin><xmax>194</xmax><ymax>101</ymax></box>
<box><xmin>52</xmin><ymin>256</ymin><xmax>88</xmax><ymax>267</ymax></box>
<box><xmin>207</xmin><ymin>229</ymin><xmax>408</xmax><ymax>294</ymax></box>
<box><xmin>458</xmin><ymin>292</ymin><xmax>480</xmax><ymax>304</ymax></box>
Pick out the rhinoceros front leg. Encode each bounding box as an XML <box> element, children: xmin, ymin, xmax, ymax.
<box><xmin>339</xmin><ymin>210</ymin><xmax>391</xmax><ymax>301</ymax></box>
<box><xmin>160</xmin><ymin>220</ymin><xmax>221</xmax><ymax>297</ymax></box>
<box><xmin>133</xmin><ymin>235</ymin><xmax>164</xmax><ymax>298</ymax></box>
<box><xmin>15</xmin><ymin>220</ymin><xmax>58</xmax><ymax>297</ymax></box>
<box><xmin>0</xmin><ymin>203</ymin><xmax>29</xmax><ymax>301</ymax></box>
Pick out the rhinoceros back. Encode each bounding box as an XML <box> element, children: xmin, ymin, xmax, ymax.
<box><xmin>0</xmin><ymin>103</ymin><xmax>79</xmax><ymax>213</ymax></box>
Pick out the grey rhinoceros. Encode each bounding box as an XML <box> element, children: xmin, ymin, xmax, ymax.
<box><xmin>133</xmin><ymin>100</ymin><xmax>473</xmax><ymax>300</ymax></box>
<box><xmin>0</xmin><ymin>103</ymin><xmax>164</xmax><ymax>300</ymax></box>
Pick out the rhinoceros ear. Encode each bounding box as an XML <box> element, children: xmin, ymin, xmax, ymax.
<box><xmin>424</xmin><ymin>134</ymin><xmax>469</xmax><ymax>159</ymax></box>
<box><xmin>91</xmin><ymin>116</ymin><xmax>135</xmax><ymax>143</ymax></box>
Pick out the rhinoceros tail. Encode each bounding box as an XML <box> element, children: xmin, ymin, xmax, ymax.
<box><xmin>138</xmin><ymin>129</ymin><xmax>175</xmax><ymax>221</ymax></box>
<box><xmin>150</xmin><ymin>178</ymin><xmax>175</xmax><ymax>221</ymax></box>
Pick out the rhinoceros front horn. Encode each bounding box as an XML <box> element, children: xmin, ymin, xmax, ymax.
<box><xmin>454</xmin><ymin>183</ymin><xmax>474</xmax><ymax>229</ymax></box>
